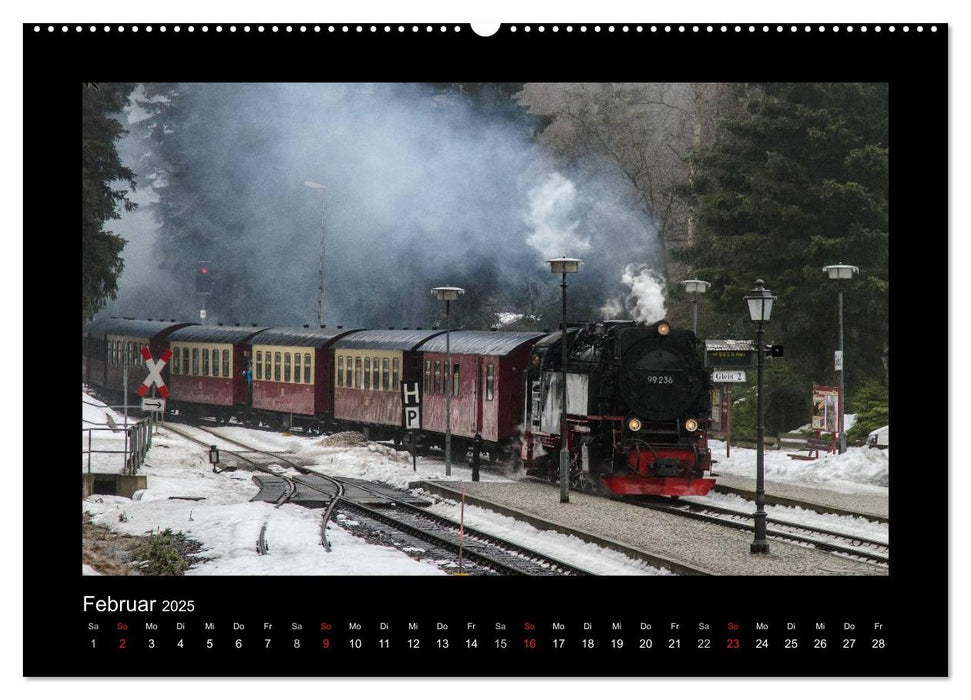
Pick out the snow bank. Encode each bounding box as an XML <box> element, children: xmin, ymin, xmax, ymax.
<box><xmin>709</xmin><ymin>439</ymin><xmax>888</xmax><ymax>493</ymax></box>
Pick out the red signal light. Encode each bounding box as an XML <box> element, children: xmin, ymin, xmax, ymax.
<box><xmin>201</xmin><ymin>267</ymin><xmax>209</xmax><ymax>274</ymax></box>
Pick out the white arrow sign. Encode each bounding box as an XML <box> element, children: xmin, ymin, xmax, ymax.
<box><xmin>141</xmin><ymin>398</ymin><xmax>167</xmax><ymax>412</ymax></box>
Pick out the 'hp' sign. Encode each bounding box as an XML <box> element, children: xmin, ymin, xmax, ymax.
<box><xmin>401</xmin><ymin>381</ymin><xmax>421</xmax><ymax>430</ymax></box>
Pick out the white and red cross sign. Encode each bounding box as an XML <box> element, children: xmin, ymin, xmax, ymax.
<box><xmin>138</xmin><ymin>347</ymin><xmax>172</xmax><ymax>398</ymax></box>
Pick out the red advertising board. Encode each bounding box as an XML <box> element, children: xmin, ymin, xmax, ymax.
<box><xmin>811</xmin><ymin>385</ymin><xmax>840</xmax><ymax>433</ymax></box>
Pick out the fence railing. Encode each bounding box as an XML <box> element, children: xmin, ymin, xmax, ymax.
<box><xmin>82</xmin><ymin>417</ymin><xmax>154</xmax><ymax>475</ymax></box>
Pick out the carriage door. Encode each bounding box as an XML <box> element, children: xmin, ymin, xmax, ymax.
<box><xmin>473</xmin><ymin>358</ymin><xmax>484</xmax><ymax>434</ymax></box>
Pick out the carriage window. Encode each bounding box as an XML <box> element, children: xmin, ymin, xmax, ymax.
<box><xmin>355</xmin><ymin>357</ymin><xmax>362</xmax><ymax>388</ymax></box>
<box><xmin>337</xmin><ymin>356</ymin><xmax>344</xmax><ymax>387</ymax></box>
<box><xmin>364</xmin><ymin>357</ymin><xmax>371</xmax><ymax>390</ymax></box>
<box><xmin>182</xmin><ymin>348</ymin><xmax>189</xmax><ymax>376</ymax></box>
<box><xmin>212</xmin><ymin>348</ymin><xmax>221</xmax><ymax>377</ymax></box>
<box><xmin>382</xmin><ymin>358</ymin><xmax>390</xmax><ymax>392</ymax></box>
<box><xmin>192</xmin><ymin>348</ymin><xmax>199</xmax><ymax>375</ymax></box>
<box><xmin>294</xmin><ymin>353</ymin><xmax>301</xmax><ymax>384</ymax></box>
<box><xmin>392</xmin><ymin>358</ymin><xmax>400</xmax><ymax>392</ymax></box>
<box><xmin>453</xmin><ymin>363</ymin><xmax>460</xmax><ymax>397</ymax></box>
<box><xmin>434</xmin><ymin>360</ymin><xmax>441</xmax><ymax>395</ymax></box>
<box><xmin>274</xmin><ymin>352</ymin><xmax>281</xmax><ymax>382</ymax></box>
<box><xmin>284</xmin><ymin>353</ymin><xmax>291</xmax><ymax>382</ymax></box>
<box><xmin>304</xmin><ymin>353</ymin><xmax>311</xmax><ymax>383</ymax></box>
<box><xmin>256</xmin><ymin>351</ymin><xmax>263</xmax><ymax>380</ymax></box>
<box><xmin>223</xmin><ymin>349</ymin><xmax>230</xmax><ymax>378</ymax></box>
<box><xmin>172</xmin><ymin>346</ymin><xmax>181</xmax><ymax>374</ymax></box>
<box><xmin>373</xmin><ymin>357</ymin><xmax>381</xmax><ymax>391</ymax></box>
<box><xmin>205</xmin><ymin>348</ymin><xmax>212</xmax><ymax>376</ymax></box>
<box><xmin>486</xmin><ymin>364</ymin><xmax>495</xmax><ymax>401</ymax></box>
<box><xmin>264</xmin><ymin>352</ymin><xmax>271</xmax><ymax>382</ymax></box>
<box><xmin>346</xmin><ymin>355</ymin><xmax>354</xmax><ymax>388</ymax></box>
<box><xmin>424</xmin><ymin>360</ymin><xmax>431</xmax><ymax>394</ymax></box>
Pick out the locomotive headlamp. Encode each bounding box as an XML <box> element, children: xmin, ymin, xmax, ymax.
<box><xmin>628</xmin><ymin>417</ymin><xmax>642</xmax><ymax>432</ymax></box>
<box><xmin>684</xmin><ymin>419</ymin><xmax>699</xmax><ymax>432</ymax></box>
<box><xmin>657</xmin><ymin>322</ymin><xmax>671</xmax><ymax>336</ymax></box>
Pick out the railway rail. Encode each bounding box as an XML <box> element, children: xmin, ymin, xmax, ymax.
<box><xmin>625</xmin><ymin>497</ymin><xmax>889</xmax><ymax>566</ymax></box>
<box><xmin>161</xmin><ymin>422</ymin><xmax>589</xmax><ymax>575</ymax></box>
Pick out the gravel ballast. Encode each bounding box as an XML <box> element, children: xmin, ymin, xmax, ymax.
<box><xmin>417</xmin><ymin>480</ymin><xmax>888</xmax><ymax>576</ymax></box>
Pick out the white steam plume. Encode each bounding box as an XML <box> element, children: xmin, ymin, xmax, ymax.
<box><xmin>601</xmin><ymin>264</ymin><xmax>667</xmax><ymax>324</ymax></box>
<box><xmin>525</xmin><ymin>172</ymin><xmax>591</xmax><ymax>260</ymax></box>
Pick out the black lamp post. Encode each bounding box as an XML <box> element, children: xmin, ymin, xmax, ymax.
<box><xmin>432</xmin><ymin>286</ymin><xmax>465</xmax><ymax>477</ymax></box>
<box><xmin>546</xmin><ymin>257</ymin><xmax>581</xmax><ymax>503</ymax></box>
<box><xmin>680</xmin><ymin>279</ymin><xmax>711</xmax><ymax>335</ymax></box>
<box><xmin>209</xmin><ymin>444</ymin><xmax>220</xmax><ymax>473</ymax></box>
<box><xmin>822</xmin><ymin>263</ymin><xmax>858</xmax><ymax>454</ymax></box>
<box><xmin>744</xmin><ymin>280</ymin><xmax>776</xmax><ymax>555</ymax></box>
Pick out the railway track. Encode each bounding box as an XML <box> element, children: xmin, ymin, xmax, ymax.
<box><xmin>162</xmin><ymin>423</ymin><xmax>589</xmax><ymax>575</ymax></box>
<box><xmin>625</xmin><ymin>497</ymin><xmax>889</xmax><ymax>566</ymax></box>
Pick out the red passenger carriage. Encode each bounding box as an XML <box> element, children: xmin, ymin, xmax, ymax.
<box><xmin>332</xmin><ymin>329</ymin><xmax>444</xmax><ymax>439</ymax></box>
<box><xmin>249</xmin><ymin>326</ymin><xmax>357</xmax><ymax>431</ymax></box>
<box><xmin>83</xmin><ymin>318</ymin><xmax>191</xmax><ymax>401</ymax></box>
<box><xmin>417</xmin><ymin>331</ymin><xmax>542</xmax><ymax>454</ymax></box>
<box><xmin>167</xmin><ymin>325</ymin><xmax>266</xmax><ymax>420</ymax></box>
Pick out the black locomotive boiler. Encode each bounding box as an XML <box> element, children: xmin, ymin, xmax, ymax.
<box><xmin>521</xmin><ymin>319</ymin><xmax>715</xmax><ymax>496</ymax></box>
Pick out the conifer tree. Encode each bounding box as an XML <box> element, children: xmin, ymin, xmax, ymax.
<box><xmin>678</xmin><ymin>83</ymin><xmax>888</xmax><ymax>398</ymax></box>
<box><xmin>81</xmin><ymin>83</ymin><xmax>137</xmax><ymax>321</ymax></box>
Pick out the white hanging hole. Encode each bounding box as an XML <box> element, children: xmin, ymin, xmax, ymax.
<box><xmin>471</xmin><ymin>23</ymin><xmax>500</xmax><ymax>37</ymax></box>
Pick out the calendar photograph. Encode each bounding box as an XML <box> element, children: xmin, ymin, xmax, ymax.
<box><xmin>19</xmin><ymin>18</ymin><xmax>949</xmax><ymax>679</ymax></box>
<box><xmin>80</xmin><ymin>78</ymin><xmax>890</xmax><ymax>579</ymax></box>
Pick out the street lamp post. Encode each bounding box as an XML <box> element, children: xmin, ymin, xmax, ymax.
<box><xmin>303</xmin><ymin>181</ymin><xmax>328</xmax><ymax>328</ymax></box>
<box><xmin>744</xmin><ymin>279</ymin><xmax>776</xmax><ymax>555</ymax></box>
<box><xmin>546</xmin><ymin>257</ymin><xmax>581</xmax><ymax>503</ymax></box>
<box><xmin>823</xmin><ymin>263</ymin><xmax>859</xmax><ymax>454</ymax></box>
<box><xmin>680</xmin><ymin>279</ymin><xmax>711</xmax><ymax>335</ymax></box>
<box><xmin>432</xmin><ymin>286</ymin><xmax>465</xmax><ymax>477</ymax></box>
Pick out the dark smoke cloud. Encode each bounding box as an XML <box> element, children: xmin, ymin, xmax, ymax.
<box><xmin>103</xmin><ymin>83</ymin><xmax>662</xmax><ymax>330</ymax></box>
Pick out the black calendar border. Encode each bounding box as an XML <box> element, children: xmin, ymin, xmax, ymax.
<box><xmin>24</xmin><ymin>23</ymin><xmax>948</xmax><ymax>677</ymax></box>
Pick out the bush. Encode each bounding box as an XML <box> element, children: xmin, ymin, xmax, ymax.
<box><xmin>846</xmin><ymin>380</ymin><xmax>889</xmax><ymax>444</ymax></box>
<box><xmin>133</xmin><ymin>528</ymin><xmax>198</xmax><ymax>576</ymax></box>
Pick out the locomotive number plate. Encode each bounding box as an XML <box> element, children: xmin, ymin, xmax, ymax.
<box><xmin>644</xmin><ymin>373</ymin><xmax>675</xmax><ymax>385</ymax></box>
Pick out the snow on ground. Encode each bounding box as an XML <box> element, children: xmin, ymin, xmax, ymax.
<box><xmin>82</xmin><ymin>391</ymin><xmax>138</xmax><ymax>473</ymax></box>
<box><xmin>83</xmin><ymin>389</ymin><xmax>889</xmax><ymax>576</ymax></box>
<box><xmin>83</xmin><ymin>393</ymin><xmax>445</xmax><ymax>576</ymax></box>
<box><xmin>707</xmin><ymin>438</ymin><xmax>889</xmax><ymax>494</ymax></box>
<box><xmin>82</xmin><ymin>390</ymin><xmax>126</xmax><ymax>427</ymax></box>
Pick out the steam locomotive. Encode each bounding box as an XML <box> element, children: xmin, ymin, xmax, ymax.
<box><xmin>83</xmin><ymin>317</ymin><xmax>713</xmax><ymax>497</ymax></box>
<box><xmin>521</xmin><ymin>319</ymin><xmax>715</xmax><ymax>496</ymax></box>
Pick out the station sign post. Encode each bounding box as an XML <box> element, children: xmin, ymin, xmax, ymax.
<box><xmin>139</xmin><ymin>347</ymin><xmax>171</xmax><ymax>435</ymax></box>
<box><xmin>705</xmin><ymin>341</ymin><xmax>756</xmax><ymax>458</ymax></box>
<box><xmin>401</xmin><ymin>380</ymin><xmax>421</xmax><ymax>471</ymax></box>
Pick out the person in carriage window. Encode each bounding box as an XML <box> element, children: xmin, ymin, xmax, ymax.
<box><xmin>242</xmin><ymin>350</ymin><xmax>253</xmax><ymax>399</ymax></box>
